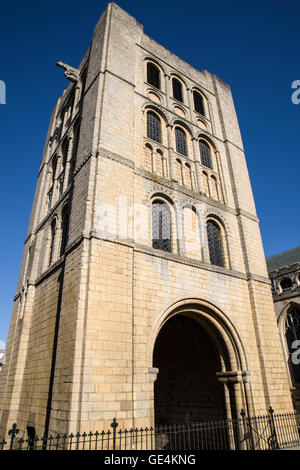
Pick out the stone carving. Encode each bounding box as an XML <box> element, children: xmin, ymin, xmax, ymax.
<box><xmin>56</xmin><ymin>62</ymin><xmax>81</xmax><ymax>83</ymax></box>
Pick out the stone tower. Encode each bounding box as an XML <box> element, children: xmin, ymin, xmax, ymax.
<box><xmin>0</xmin><ymin>3</ymin><xmax>294</xmax><ymax>440</ymax></box>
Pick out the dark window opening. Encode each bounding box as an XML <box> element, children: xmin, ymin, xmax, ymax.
<box><xmin>69</xmin><ymin>119</ymin><xmax>81</xmax><ymax>183</ymax></box>
<box><xmin>49</xmin><ymin>219</ymin><xmax>56</xmax><ymax>265</ymax></box>
<box><xmin>62</xmin><ymin>138</ymin><xmax>69</xmax><ymax>167</ymax></box>
<box><xmin>147</xmin><ymin>111</ymin><xmax>161</xmax><ymax>143</ymax></box>
<box><xmin>147</xmin><ymin>62</ymin><xmax>160</xmax><ymax>89</ymax></box>
<box><xmin>200</xmin><ymin>141</ymin><xmax>212</xmax><ymax>169</ymax></box>
<box><xmin>175</xmin><ymin>127</ymin><xmax>187</xmax><ymax>156</ymax></box>
<box><xmin>281</xmin><ymin>278</ymin><xmax>293</xmax><ymax>291</ymax></box>
<box><xmin>172</xmin><ymin>78</ymin><xmax>183</xmax><ymax>102</ymax></box>
<box><xmin>52</xmin><ymin>156</ymin><xmax>58</xmax><ymax>183</ymax></box>
<box><xmin>152</xmin><ymin>200</ymin><xmax>171</xmax><ymax>252</ymax></box>
<box><xmin>193</xmin><ymin>91</ymin><xmax>205</xmax><ymax>115</ymax></box>
<box><xmin>207</xmin><ymin>220</ymin><xmax>224</xmax><ymax>267</ymax></box>
<box><xmin>60</xmin><ymin>204</ymin><xmax>70</xmax><ymax>257</ymax></box>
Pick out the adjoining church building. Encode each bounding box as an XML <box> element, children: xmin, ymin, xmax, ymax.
<box><xmin>0</xmin><ymin>3</ymin><xmax>294</xmax><ymax>440</ymax></box>
<box><xmin>267</xmin><ymin>246</ymin><xmax>300</xmax><ymax>412</ymax></box>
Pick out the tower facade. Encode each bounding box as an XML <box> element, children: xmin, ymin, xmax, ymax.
<box><xmin>0</xmin><ymin>3</ymin><xmax>294</xmax><ymax>439</ymax></box>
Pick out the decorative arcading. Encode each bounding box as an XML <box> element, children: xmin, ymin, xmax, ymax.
<box><xmin>16</xmin><ymin>226</ymin><xmax>271</xmax><ymax>302</ymax></box>
<box><xmin>98</xmin><ymin>146</ymin><xmax>260</xmax><ymax>225</ymax></box>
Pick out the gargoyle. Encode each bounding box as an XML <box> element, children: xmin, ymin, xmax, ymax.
<box><xmin>56</xmin><ymin>61</ymin><xmax>81</xmax><ymax>83</ymax></box>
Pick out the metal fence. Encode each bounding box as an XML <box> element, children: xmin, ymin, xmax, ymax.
<box><xmin>1</xmin><ymin>408</ymin><xmax>300</xmax><ymax>451</ymax></box>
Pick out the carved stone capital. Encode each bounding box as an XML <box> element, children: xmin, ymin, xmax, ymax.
<box><xmin>148</xmin><ymin>367</ymin><xmax>159</xmax><ymax>382</ymax></box>
<box><xmin>216</xmin><ymin>370</ymin><xmax>251</xmax><ymax>384</ymax></box>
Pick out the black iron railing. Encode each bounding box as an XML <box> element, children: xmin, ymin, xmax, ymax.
<box><xmin>1</xmin><ymin>408</ymin><xmax>299</xmax><ymax>451</ymax></box>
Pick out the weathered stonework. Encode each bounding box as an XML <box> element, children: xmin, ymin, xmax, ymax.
<box><xmin>0</xmin><ymin>2</ymin><xmax>294</xmax><ymax>440</ymax></box>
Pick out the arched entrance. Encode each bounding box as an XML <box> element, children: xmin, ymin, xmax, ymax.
<box><xmin>153</xmin><ymin>314</ymin><xmax>228</xmax><ymax>425</ymax></box>
<box><xmin>151</xmin><ymin>299</ymin><xmax>251</xmax><ymax>427</ymax></box>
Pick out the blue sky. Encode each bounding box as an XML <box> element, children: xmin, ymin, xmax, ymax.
<box><xmin>0</xmin><ymin>0</ymin><xmax>299</xmax><ymax>343</ymax></box>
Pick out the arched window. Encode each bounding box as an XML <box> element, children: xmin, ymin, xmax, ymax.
<box><xmin>147</xmin><ymin>111</ymin><xmax>161</xmax><ymax>143</ymax></box>
<box><xmin>61</xmin><ymin>138</ymin><xmax>69</xmax><ymax>168</ymax></box>
<box><xmin>281</xmin><ymin>278</ymin><xmax>293</xmax><ymax>291</ymax></box>
<box><xmin>68</xmin><ymin>87</ymin><xmax>76</xmax><ymax>120</ymax></box>
<box><xmin>207</xmin><ymin>220</ymin><xmax>224</xmax><ymax>267</ymax></box>
<box><xmin>52</xmin><ymin>156</ymin><xmax>58</xmax><ymax>183</ymax></box>
<box><xmin>152</xmin><ymin>200</ymin><xmax>171</xmax><ymax>252</ymax></box>
<box><xmin>200</xmin><ymin>141</ymin><xmax>212</xmax><ymax>168</ymax></box>
<box><xmin>193</xmin><ymin>91</ymin><xmax>205</xmax><ymax>115</ymax></box>
<box><xmin>60</xmin><ymin>204</ymin><xmax>70</xmax><ymax>256</ymax></box>
<box><xmin>147</xmin><ymin>62</ymin><xmax>160</xmax><ymax>89</ymax></box>
<box><xmin>175</xmin><ymin>127</ymin><xmax>187</xmax><ymax>156</ymax></box>
<box><xmin>58</xmin><ymin>109</ymin><xmax>65</xmax><ymax>140</ymax></box>
<box><xmin>49</xmin><ymin>219</ymin><xmax>56</xmax><ymax>265</ymax></box>
<box><xmin>67</xmin><ymin>119</ymin><xmax>81</xmax><ymax>185</ymax></box>
<box><xmin>285</xmin><ymin>305</ymin><xmax>300</xmax><ymax>384</ymax></box>
<box><xmin>172</xmin><ymin>78</ymin><xmax>183</xmax><ymax>102</ymax></box>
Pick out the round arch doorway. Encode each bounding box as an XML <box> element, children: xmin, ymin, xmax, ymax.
<box><xmin>153</xmin><ymin>313</ymin><xmax>234</xmax><ymax>426</ymax></box>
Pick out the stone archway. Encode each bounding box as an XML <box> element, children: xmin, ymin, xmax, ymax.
<box><xmin>153</xmin><ymin>314</ymin><xmax>228</xmax><ymax>425</ymax></box>
<box><xmin>151</xmin><ymin>299</ymin><xmax>252</xmax><ymax>427</ymax></box>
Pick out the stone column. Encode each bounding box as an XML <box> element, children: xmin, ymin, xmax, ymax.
<box><xmin>192</xmin><ymin>137</ymin><xmax>202</xmax><ymax>192</ymax></box>
<box><xmin>167</xmin><ymin>124</ymin><xmax>176</xmax><ymax>182</ymax></box>
<box><xmin>186</xmin><ymin>88</ymin><xmax>194</xmax><ymax>122</ymax></box>
<box><xmin>163</xmin><ymin>156</ymin><xmax>168</xmax><ymax>179</ymax></box>
<box><xmin>42</xmin><ymin>167</ymin><xmax>52</xmax><ymax>218</ymax></box>
<box><xmin>242</xmin><ymin>372</ymin><xmax>253</xmax><ymax>416</ymax></box>
<box><xmin>53</xmin><ymin>220</ymin><xmax>61</xmax><ymax>263</ymax></box>
<box><xmin>215</xmin><ymin>150</ymin><xmax>226</xmax><ymax>204</ymax></box>
<box><xmin>207</xmin><ymin>172</ymin><xmax>212</xmax><ymax>198</ymax></box>
<box><xmin>144</xmin><ymin>368</ymin><xmax>159</xmax><ymax>427</ymax></box>
<box><xmin>181</xmin><ymin>162</ymin><xmax>186</xmax><ymax>187</ymax></box>
<box><xmin>216</xmin><ymin>370</ymin><xmax>252</xmax><ymax>419</ymax></box>
<box><xmin>152</xmin><ymin>148</ymin><xmax>156</xmax><ymax>174</ymax></box>
<box><xmin>164</xmin><ymin>74</ymin><xmax>170</xmax><ymax>109</ymax></box>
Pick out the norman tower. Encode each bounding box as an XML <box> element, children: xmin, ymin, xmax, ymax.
<box><xmin>267</xmin><ymin>247</ymin><xmax>300</xmax><ymax>412</ymax></box>
<box><xmin>0</xmin><ymin>3</ymin><xmax>294</xmax><ymax>439</ymax></box>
